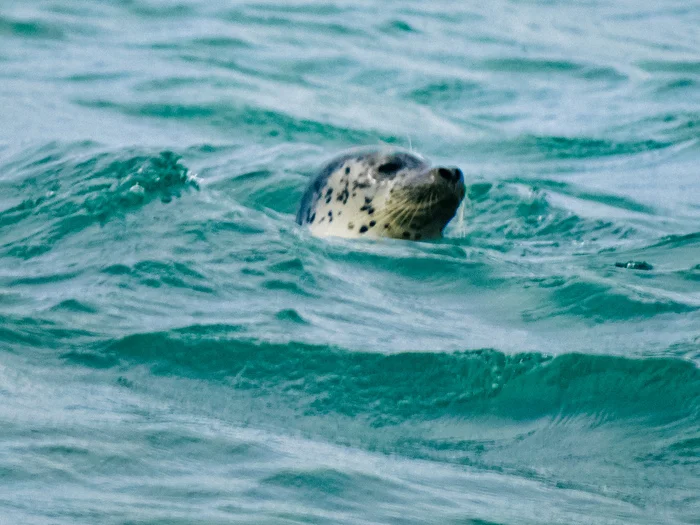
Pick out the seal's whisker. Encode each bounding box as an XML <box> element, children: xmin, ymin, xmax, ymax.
<box><xmin>387</xmin><ymin>192</ymin><xmax>433</xmax><ymax>228</ymax></box>
<box><xmin>412</xmin><ymin>191</ymin><xmax>440</xmax><ymax>228</ymax></box>
<box><xmin>394</xmin><ymin>199</ymin><xmax>421</xmax><ymax>227</ymax></box>
<box><xmin>388</xmin><ymin>205</ymin><xmax>413</xmax><ymax>228</ymax></box>
<box><xmin>391</xmin><ymin>207</ymin><xmax>410</xmax><ymax>225</ymax></box>
<box><xmin>406</xmin><ymin>195</ymin><xmax>427</xmax><ymax>230</ymax></box>
<box><xmin>409</xmin><ymin>193</ymin><xmax>438</xmax><ymax>216</ymax></box>
<box><xmin>390</xmin><ymin>193</ymin><xmax>438</xmax><ymax>218</ymax></box>
<box><xmin>381</xmin><ymin>195</ymin><xmax>415</xmax><ymax>226</ymax></box>
<box><xmin>368</xmin><ymin>198</ymin><xmax>407</xmax><ymax>227</ymax></box>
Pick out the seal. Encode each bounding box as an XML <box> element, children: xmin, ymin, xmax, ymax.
<box><xmin>296</xmin><ymin>147</ymin><xmax>465</xmax><ymax>240</ymax></box>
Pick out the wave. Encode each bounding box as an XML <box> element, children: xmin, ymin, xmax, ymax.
<box><xmin>460</xmin><ymin>180</ymin><xmax>646</xmax><ymax>254</ymax></box>
<box><xmin>492</xmin><ymin>135</ymin><xmax>672</xmax><ymax>160</ymax></box>
<box><xmin>56</xmin><ymin>327</ymin><xmax>700</xmax><ymax>426</ymax></box>
<box><xmin>74</xmin><ymin>100</ymin><xmax>401</xmax><ymax>145</ymax></box>
<box><xmin>0</xmin><ymin>15</ymin><xmax>65</xmax><ymax>40</ymax></box>
<box><xmin>0</xmin><ymin>144</ymin><xmax>197</xmax><ymax>259</ymax></box>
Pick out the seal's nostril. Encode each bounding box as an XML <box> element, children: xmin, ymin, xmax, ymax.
<box><xmin>437</xmin><ymin>168</ymin><xmax>453</xmax><ymax>181</ymax></box>
<box><xmin>438</xmin><ymin>167</ymin><xmax>462</xmax><ymax>183</ymax></box>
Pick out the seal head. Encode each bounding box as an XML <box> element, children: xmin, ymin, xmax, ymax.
<box><xmin>296</xmin><ymin>148</ymin><xmax>465</xmax><ymax>240</ymax></box>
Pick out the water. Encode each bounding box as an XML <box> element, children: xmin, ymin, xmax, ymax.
<box><xmin>1</xmin><ymin>0</ymin><xmax>699</xmax><ymax>523</ymax></box>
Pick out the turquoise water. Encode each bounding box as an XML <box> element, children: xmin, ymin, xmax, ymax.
<box><xmin>1</xmin><ymin>0</ymin><xmax>699</xmax><ymax>523</ymax></box>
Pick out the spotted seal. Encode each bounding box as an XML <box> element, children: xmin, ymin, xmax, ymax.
<box><xmin>296</xmin><ymin>147</ymin><xmax>465</xmax><ymax>240</ymax></box>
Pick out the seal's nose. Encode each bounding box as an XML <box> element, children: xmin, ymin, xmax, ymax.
<box><xmin>437</xmin><ymin>167</ymin><xmax>463</xmax><ymax>184</ymax></box>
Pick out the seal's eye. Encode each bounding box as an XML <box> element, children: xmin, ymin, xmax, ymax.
<box><xmin>377</xmin><ymin>160</ymin><xmax>403</xmax><ymax>174</ymax></box>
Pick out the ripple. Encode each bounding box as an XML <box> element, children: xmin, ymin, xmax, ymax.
<box><xmin>0</xmin><ymin>16</ymin><xmax>65</xmax><ymax>40</ymax></box>
<box><xmin>75</xmin><ymin>100</ymin><xmax>398</xmax><ymax>144</ymax></box>
<box><xmin>638</xmin><ymin>60</ymin><xmax>700</xmax><ymax>75</ymax></box>
<box><xmin>523</xmin><ymin>277</ymin><xmax>696</xmax><ymax>322</ymax></box>
<box><xmin>481</xmin><ymin>57</ymin><xmax>584</xmax><ymax>73</ymax></box>
<box><xmin>499</xmin><ymin>135</ymin><xmax>672</xmax><ymax>160</ymax></box>
<box><xmin>0</xmin><ymin>146</ymin><xmax>198</xmax><ymax>259</ymax></box>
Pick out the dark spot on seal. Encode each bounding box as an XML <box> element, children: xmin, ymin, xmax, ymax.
<box><xmin>369</xmin><ymin>220</ymin><xmax>376</xmax><ymax>228</ymax></box>
<box><xmin>359</xmin><ymin>225</ymin><xmax>369</xmax><ymax>234</ymax></box>
<box><xmin>345</xmin><ymin>167</ymin><xmax>350</xmax><ymax>174</ymax></box>
<box><xmin>360</xmin><ymin>196</ymin><xmax>375</xmax><ymax>214</ymax></box>
<box><xmin>336</xmin><ymin>185</ymin><xmax>349</xmax><ymax>203</ymax></box>
<box><xmin>325</xmin><ymin>188</ymin><xmax>333</xmax><ymax>204</ymax></box>
<box><xmin>328</xmin><ymin>210</ymin><xmax>333</xmax><ymax>223</ymax></box>
<box><xmin>308</xmin><ymin>212</ymin><xmax>316</xmax><ymax>224</ymax></box>
<box><xmin>384</xmin><ymin>223</ymin><xmax>389</xmax><ymax>229</ymax></box>
<box><xmin>402</xmin><ymin>231</ymin><xmax>411</xmax><ymax>238</ymax></box>
<box><xmin>348</xmin><ymin>222</ymin><xmax>355</xmax><ymax>229</ymax></box>
<box><xmin>353</xmin><ymin>180</ymin><xmax>370</xmax><ymax>190</ymax></box>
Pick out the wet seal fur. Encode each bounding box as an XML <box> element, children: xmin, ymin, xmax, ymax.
<box><xmin>296</xmin><ymin>147</ymin><xmax>465</xmax><ymax>240</ymax></box>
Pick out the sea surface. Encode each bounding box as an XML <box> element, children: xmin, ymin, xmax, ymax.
<box><xmin>1</xmin><ymin>1</ymin><xmax>699</xmax><ymax>523</ymax></box>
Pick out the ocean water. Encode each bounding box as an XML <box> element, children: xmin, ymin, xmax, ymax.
<box><xmin>1</xmin><ymin>0</ymin><xmax>699</xmax><ymax>523</ymax></box>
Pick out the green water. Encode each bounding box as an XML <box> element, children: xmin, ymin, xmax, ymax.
<box><xmin>1</xmin><ymin>1</ymin><xmax>699</xmax><ymax>523</ymax></box>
